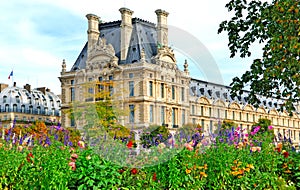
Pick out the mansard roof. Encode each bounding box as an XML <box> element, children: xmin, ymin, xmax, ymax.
<box><xmin>0</xmin><ymin>85</ymin><xmax>61</xmax><ymax>116</ymax></box>
<box><xmin>70</xmin><ymin>18</ymin><xmax>157</xmax><ymax>71</ymax></box>
<box><xmin>190</xmin><ymin>78</ymin><xmax>292</xmax><ymax>112</ymax></box>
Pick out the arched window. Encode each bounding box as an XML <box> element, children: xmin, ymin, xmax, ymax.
<box><xmin>5</xmin><ymin>104</ymin><xmax>9</xmax><ymax>112</ymax></box>
<box><xmin>29</xmin><ymin>106</ymin><xmax>33</xmax><ymax>114</ymax></box>
<box><xmin>21</xmin><ymin>105</ymin><xmax>25</xmax><ymax>113</ymax></box>
<box><xmin>44</xmin><ymin>107</ymin><xmax>48</xmax><ymax>115</ymax></box>
<box><xmin>13</xmin><ymin>104</ymin><xmax>17</xmax><ymax>112</ymax></box>
<box><xmin>37</xmin><ymin>106</ymin><xmax>41</xmax><ymax>114</ymax></box>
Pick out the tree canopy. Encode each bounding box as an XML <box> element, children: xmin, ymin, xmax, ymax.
<box><xmin>218</xmin><ymin>0</ymin><xmax>299</xmax><ymax>114</ymax></box>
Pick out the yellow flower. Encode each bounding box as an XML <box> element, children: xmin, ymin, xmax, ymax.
<box><xmin>203</xmin><ymin>164</ymin><xmax>208</xmax><ymax>170</ymax></box>
<box><xmin>231</xmin><ymin>171</ymin><xmax>240</xmax><ymax>176</ymax></box>
<box><xmin>244</xmin><ymin>167</ymin><xmax>250</xmax><ymax>172</ymax></box>
<box><xmin>237</xmin><ymin>175</ymin><xmax>243</xmax><ymax>179</ymax></box>
<box><xmin>200</xmin><ymin>172</ymin><xmax>207</xmax><ymax>178</ymax></box>
<box><xmin>231</xmin><ymin>166</ymin><xmax>237</xmax><ymax>171</ymax></box>
<box><xmin>233</xmin><ymin>160</ymin><xmax>238</xmax><ymax>164</ymax></box>
<box><xmin>186</xmin><ymin>168</ymin><xmax>192</xmax><ymax>174</ymax></box>
<box><xmin>246</xmin><ymin>164</ymin><xmax>254</xmax><ymax>169</ymax></box>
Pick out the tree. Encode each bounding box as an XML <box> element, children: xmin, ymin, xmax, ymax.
<box><xmin>67</xmin><ymin>80</ymin><xmax>128</xmax><ymax>140</ymax></box>
<box><xmin>218</xmin><ymin>0</ymin><xmax>299</xmax><ymax>114</ymax></box>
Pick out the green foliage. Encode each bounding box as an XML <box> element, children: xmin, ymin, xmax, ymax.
<box><xmin>0</xmin><ymin>140</ymin><xmax>72</xmax><ymax>189</ymax></box>
<box><xmin>218</xmin><ymin>0</ymin><xmax>300</xmax><ymax>114</ymax></box>
<box><xmin>1</xmin><ymin>125</ymin><xmax>300</xmax><ymax>189</ymax></box>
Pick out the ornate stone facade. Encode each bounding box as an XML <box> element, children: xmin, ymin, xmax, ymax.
<box><xmin>59</xmin><ymin>8</ymin><xmax>300</xmax><ymax>143</ymax></box>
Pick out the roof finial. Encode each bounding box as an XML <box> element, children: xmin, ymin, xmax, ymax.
<box><xmin>184</xmin><ymin>59</ymin><xmax>189</xmax><ymax>74</ymax></box>
<box><xmin>62</xmin><ymin>59</ymin><xmax>66</xmax><ymax>73</ymax></box>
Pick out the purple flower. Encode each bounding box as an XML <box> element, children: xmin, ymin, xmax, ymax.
<box><xmin>268</xmin><ymin>126</ymin><xmax>273</xmax><ymax>130</ymax></box>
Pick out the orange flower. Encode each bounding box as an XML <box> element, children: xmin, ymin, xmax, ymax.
<box><xmin>200</xmin><ymin>172</ymin><xmax>207</xmax><ymax>178</ymax></box>
<box><xmin>203</xmin><ymin>164</ymin><xmax>208</xmax><ymax>170</ymax></box>
<box><xmin>186</xmin><ymin>168</ymin><xmax>192</xmax><ymax>174</ymax></box>
<box><xmin>244</xmin><ymin>167</ymin><xmax>250</xmax><ymax>172</ymax></box>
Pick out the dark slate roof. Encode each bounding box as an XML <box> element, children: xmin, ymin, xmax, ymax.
<box><xmin>71</xmin><ymin>42</ymin><xmax>87</xmax><ymax>71</ymax></box>
<box><xmin>70</xmin><ymin>18</ymin><xmax>157</xmax><ymax>71</ymax></box>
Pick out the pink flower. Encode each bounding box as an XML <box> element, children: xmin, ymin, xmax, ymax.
<box><xmin>185</xmin><ymin>143</ymin><xmax>194</xmax><ymax>151</ymax></box>
<box><xmin>78</xmin><ymin>141</ymin><xmax>85</xmax><ymax>148</ymax></box>
<box><xmin>244</xmin><ymin>134</ymin><xmax>249</xmax><ymax>137</ymax></box>
<box><xmin>68</xmin><ymin>162</ymin><xmax>76</xmax><ymax>170</ymax></box>
<box><xmin>71</xmin><ymin>153</ymin><xmax>78</xmax><ymax>161</ymax></box>
<box><xmin>268</xmin><ymin>126</ymin><xmax>273</xmax><ymax>130</ymax></box>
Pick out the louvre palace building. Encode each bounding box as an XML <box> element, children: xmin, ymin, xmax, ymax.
<box><xmin>0</xmin><ymin>82</ymin><xmax>61</xmax><ymax>128</ymax></box>
<box><xmin>59</xmin><ymin>8</ymin><xmax>300</xmax><ymax>143</ymax></box>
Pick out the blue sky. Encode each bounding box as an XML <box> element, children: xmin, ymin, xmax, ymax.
<box><xmin>0</xmin><ymin>0</ymin><xmax>263</xmax><ymax>94</ymax></box>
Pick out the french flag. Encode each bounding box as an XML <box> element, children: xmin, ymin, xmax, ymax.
<box><xmin>8</xmin><ymin>70</ymin><xmax>13</xmax><ymax>79</ymax></box>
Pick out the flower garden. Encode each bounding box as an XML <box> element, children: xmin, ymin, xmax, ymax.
<box><xmin>1</xmin><ymin>120</ymin><xmax>300</xmax><ymax>189</ymax></box>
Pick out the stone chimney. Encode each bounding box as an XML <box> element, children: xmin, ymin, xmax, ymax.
<box><xmin>86</xmin><ymin>14</ymin><xmax>100</xmax><ymax>50</ymax></box>
<box><xmin>155</xmin><ymin>9</ymin><xmax>169</xmax><ymax>47</ymax></box>
<box><xmin>24</xmin><ymin>84</ymin><xmax>31</xmax><ymax>92</ymax></box>
<box><xmin>37</xmin><ymin>87</ymin><xmax>46</xmax><ymax>95</ymax></box>
<box><xmin>0</xmin><ymin>83</ymin><xmax>8</xmax><ymax>92</ymax></box>
<box><xmin>119</xmin><ymin>7</ymin><xmax>133</xmax><ymax>61</ymax></box>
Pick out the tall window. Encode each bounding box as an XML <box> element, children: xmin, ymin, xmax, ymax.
<box><xmin>182</xmin><ymin>109</ymin><xmax>185</xmax><ymax>125</ymax></box>
<box><xmin>192</xmin><ymin>105</ymin><xmax>195</xmax><ymax>115</ymax></box>
<box><xmin>225</xmin><ymin>110</ymin><xmax>227</xmax><ymax>119</ymax></box>
<box><xmin>209</xmin><ymin>108</ymin><xmax>212</xmax><ymax>117</ymax></box>
<box><xmin>233</xmin><ymin>111</ymin><xmax>235</xmax><ymax>120</ymax></box>
<box><xmin>161</xmin><ymin>106</ymin><xmax>165</xmax><ymax>125</ymax></box>
<box><xmin>98</xmin><ymin>77</ymin><xmax>104</xmax><ymax>94</ymax></box>
<box><xmin>129</xmin><ymin>105</ymin><xmax>134</xmax><ymax>123</ymax></box>
<box><xmin>172</xmin><ymin>108</ymin><xmax>176</xmax><ymax>126</ymax></box>
<box><xmin>71</xmin><ymin>113</ymin><xmax>75</xmax><ymax>127</ymax></box>
<box><xmin>201</xmin><ymin>119</ymin><xmax>205</xmax><ymax>130</ymax></box>
<box><xmin>246</xmin><ymin>113</ymin><xmax>249</xmax><ymax>121</ymax></box>
<box><xmin>161</xmin><ymin>83</ymin><xmax>164</xmax><ymax>98</ymax></box>
<box><xmin>181</xmin><ymin>87</ymin><xmax>185</xmax><ymax>101</ymax></box>
<box><xmin>253</xmin><ymin>114</ymin><xmax>255</xmax><ymax>122</ymax></box>
<box><xmin>239</xmin><ymin>112</ymin><xmax>242</xmax><ymax>120</ymax></box>
<box><xmin>150</xmin><ymin>105</ymin><xmax>154</xmax><ymax>123</ymax></box>
<box><xmin>149</xmin><ymin>81</ymin><xmax>153</xmax><ymax>96</ymax></box>
<box><xmin>70</xmin><ymin>80</ymin><xmax>75</xmax><ymax>102</ymax></box>
<box><xmin>210</xmin><ymin>120</ymin><xmax>213</xmax><ymax>133</ymax></box>
<box><xmin>172</xmin><ymin>85</ymin><xmax>175</xmax><ymax>100</ymax></box>
<box><xmin>129</xmin><ymin>81</ymin><xmax>134</xmax><ymax>97</ymax></box>
<box><xmin>109</xmin><ymin>75</ymin><xmax>113</xmax><ymax>80</ymax></box>
<box><xmin>217</xmin><ymin>109</ymin><xmax>220</xmax><ymax>118</ymax></box>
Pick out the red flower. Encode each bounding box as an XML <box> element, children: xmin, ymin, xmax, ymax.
<box><xmin>26</xmin><ymin>152</ymin><xmax>34</xmax><ymax>163</ymax></box>
<box><xmin>118</xmin><ymin>169</ymin><xmax>125</xmax><ymax>174</ymax></box>
<box><xmin>127</xmin><ymin>140</ymin><xmax>133</xmax><ymax>149</ymax></box>
<box><xmin>152</xmin><ymin>172</ymin><xmax>157</xmax><ymax>181</ymax></box>
<box><xmin>283</xmin><ymin>151</ymin><xmax>289</xmax><ymax>158</ymax></box>
<box><xmin>130</xmin><ymin>168</ymin><xmax>138</xmax><ymax>175</ymax></box>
